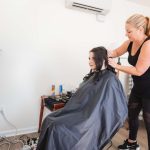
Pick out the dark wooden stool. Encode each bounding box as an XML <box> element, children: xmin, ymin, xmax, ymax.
<box><xmin>38</xmin><ymin>95</ymin><xmax>66</xmax><ymax>133</ymax></box>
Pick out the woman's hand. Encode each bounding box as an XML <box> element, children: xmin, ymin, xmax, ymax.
<box><xmin>108</xmin><ymin>58</ymin><xmax>118</xmax><ymax>69</ymax></box>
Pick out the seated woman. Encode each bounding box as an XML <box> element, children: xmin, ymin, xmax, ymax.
<box><xmin>37</xmin><ymin>46</ymin><xmax>128</xmax><ymax>150</ymax></box>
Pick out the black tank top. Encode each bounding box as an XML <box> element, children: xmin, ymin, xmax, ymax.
<box><xmin>127</xmin><ymin>36</ymin><xmax>150</xmax><ymax>98</ymax></box>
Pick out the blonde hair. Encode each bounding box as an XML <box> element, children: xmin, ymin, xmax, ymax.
<box><xmin>126</xmin><ymin>14</ymin><xmax>150</xmax><ymax>36</ymax></box>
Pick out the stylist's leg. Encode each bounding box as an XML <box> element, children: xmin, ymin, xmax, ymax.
<box><xmin>128</xmin><ymin>94</ymin><xmax>142</xmax><ymax>141</ymax></box>
<box><xmin>142</xmin><ymin>98</ymin><xmax>150</xmax><ymax>149</ymax></box>
<box><xmin>118</xmin><ymin>93</ymin><xmax>141</xmax><ymax>150</ymax></box>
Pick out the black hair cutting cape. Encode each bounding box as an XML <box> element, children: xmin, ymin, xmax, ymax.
<box><xmin>37</xmin><ymin>69</ymin><xmax>127</xmax><ymax>150</ymax></box>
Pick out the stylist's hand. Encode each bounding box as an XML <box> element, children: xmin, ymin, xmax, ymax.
<box><xmin>108</xmin><ymin>57</ymin><xmax>118</xmax><ymax>69</ymax></box>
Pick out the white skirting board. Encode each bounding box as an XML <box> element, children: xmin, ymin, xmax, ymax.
<box><xmin>0</xmin><ymin>126</ymin><xmax>38</xmax><ymax>137</ymax></box>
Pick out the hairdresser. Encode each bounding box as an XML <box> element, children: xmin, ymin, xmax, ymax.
<box><xmin>108</xmin><ymin>14</ymin><xmax>150</xmax><ymax>150</ymax></box>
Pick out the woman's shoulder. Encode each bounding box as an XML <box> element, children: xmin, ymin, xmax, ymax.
<box><xmin>115</xmin><ymin>40</ymin><xmax>131</xmax><ymax>54</ymax></box>
<box><xmin>124</xmin><ymin>40</ymin><xmax>130</xmax><ymax>45</ymax></box>
<box><xmin>141</xmin><ymin>37</ymin><xmax>150</xmax><ymax>52</ymax></box>
<box><xmin>120</xmin><ymin>40</ymin><xmax>131</xmax><ymax>49</ymax></box>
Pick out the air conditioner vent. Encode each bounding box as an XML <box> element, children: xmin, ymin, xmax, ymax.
<box><xmin>65</xmin><ymin>0</ymin><xmax>112</xmax><ymax>16</ymax></box>
<box><xmin>72</xmin><ymin>2</ymin><xmax>103</xmax><ymax>13</ymax></box>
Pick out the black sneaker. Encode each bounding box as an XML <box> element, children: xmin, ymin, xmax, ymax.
<box><xmin>118</xmin><ymin>139</ymin><xmax>140</xmax><ymax>150</ymax></box>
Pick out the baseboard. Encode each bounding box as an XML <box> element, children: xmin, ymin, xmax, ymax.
<box><xmin>0</xmin><ymin>126</ymin><xmax>38</xmax><ymax>137</ymax></box>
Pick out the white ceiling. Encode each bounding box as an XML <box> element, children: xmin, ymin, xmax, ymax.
<box><xmin>127</xmin><ymin>0</ymin><xmax>150</xmax><ymax>7</ymax></box>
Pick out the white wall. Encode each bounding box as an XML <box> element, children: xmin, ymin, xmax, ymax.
<box><xmin>0</xmin><ymin>0</ymin><xmax>149</xmax><ymax>136</ymax></box>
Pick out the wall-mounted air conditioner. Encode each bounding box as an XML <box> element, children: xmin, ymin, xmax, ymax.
<box><xmin>65</xmin><ymin>0</ymin><xmax>112</xmax><ymax>16</ymax></box>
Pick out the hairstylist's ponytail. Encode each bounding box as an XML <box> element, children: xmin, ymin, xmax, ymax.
<box><xmin>145</xmin><ymin>16</ymin><xmax>150</xmax><ymax>36</ymax></box>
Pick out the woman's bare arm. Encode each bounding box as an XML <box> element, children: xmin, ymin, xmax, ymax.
<box><xmin>108</xmin><ymin>40</ymin><xmax>130</xmax><ymax>58</ymax></box>
<box><xmin>109</xmin><ymin>40</ymin><xmax>150</xmax><ymax>76</ymax></box>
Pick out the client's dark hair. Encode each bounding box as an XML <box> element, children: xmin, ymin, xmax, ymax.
<box><xmin>90</xmin><ymin>46</ymin><xmax>108</xmax><ymax>71</ymax></box>
<box><xmin>83</xmin><ymin>46</ymin><xmax>115</xmax><ymax>83</ymax></box>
